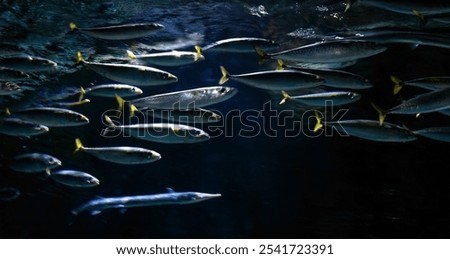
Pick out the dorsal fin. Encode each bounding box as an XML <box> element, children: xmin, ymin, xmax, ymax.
<box><xmin>166</xmin><ymin>187</ymin><xmax>175</xmax><ymax>193</ymax></box>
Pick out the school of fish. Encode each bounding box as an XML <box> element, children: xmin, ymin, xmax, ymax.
<box><xmin>1</xmin><ymin>0</ymin><xmax>450</xmax><ymax>215</ymax></box>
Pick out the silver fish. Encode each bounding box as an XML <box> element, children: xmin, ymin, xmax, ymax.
<box><xmin>277</xmin><ymin>60</ymin><xmax>372</xmax><ymax>89</ymax></box>
<box><xmin>219</xmin><ymin>66</ymin><xmax>324</xmax><ymax>90</ymax></box>
<box><xmin>280</xmin><ymin>90</ymin><xmax>360</xmax><ymax>107</ymax></box>
<box><xmin>50</xmin><ymin>170</ymin><xmax>99</xmax><ymax>188</ymax></box>
<box><xmin>80</xmin><ymin>84</ymin><xmax>143</xmax><ymax>99</ymax></box>
<box><xmin>256</xmin><ymin>40</ymin><xmax>387</xmax><ymax>64</ymax></box>
<box><xmin>376</xmin><ymin>88</ymin><xmax>450</xmax><ymax>125</ymax></box>
<box><xmin>72</xmin><ymin>188</ymin><xmax>222</xmax><ymax>215</ymax></box>
<box><xmin>323</xmin><ymin>119</ymin><xmax>417</xmax><ymax>142</ymax></box>
<box><xmin>198</xmin><ymin>37</ymin><xmax>279</xmax><ymax>53</ymax></box>
<box><xmin>9</xmin><ymin>153</ymin><xmax>62</xmax><ymax>173</ymax></box>
<box><xmin>123</xmin><ymin>86</ymin><xmax>237</xmax><ymax>111</ymax></box>
<box><xmin>70</xmin><ymin>22</ymin><xmax>164</xmax><ymax>40</ymax></box>
<box><xmin>149</xmin><ymin>108</ymin><xmax>222</xmax><ymax>124</ymax></box>
<box><xmin>12</xmin><ymin>107</ymin><xmax>89</xmax><ymax>127</ymax></box>
<box><xmin>76</xmin><ymin>52</ymin><xmax>177</xmax><ymax>87</ymax></box>
<box><xmin>74</xmin><ymin>138</ymin><xmax>161</xmax><ymax>165</ymax></box>
<box><xmin>413</xmin><ymin>127</ymin><xmax>450</xmax><ymax>143</ymax></box>
<box><xmin>103</xmin><ymin>115</ymin><xmax>210</xmax><ymax>144</ymax></box>
<box><xmin>0</xmin><ymin>56</ymin><xmax>57</xmax><ymax>72</ymax></box>
<box><xmin>0</xmin><ymin>118</ymin><xmax>49</xmax><ymax>137</ymax></box>
<box><xmin>391</xmin><ymin>75</ymin><xmax>450</xmax><ymax>94</ymax></box>
<box><xmin>127</xmin><ymin>49</ymin><xmax>204</xmax><ymax>67</ymax></box>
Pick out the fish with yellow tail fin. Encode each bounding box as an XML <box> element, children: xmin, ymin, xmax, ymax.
<box><xmin>0</xmin><ymin>118</ymin><xmax>49</xmax><ymax>137</ymax></box>
<box><xmin>73</xmin><ymin>138</ymin><xmax>161</xmax><ymax>165</ymax></box>
<box><xmin>219</xmin><ymin>66</ymin><xmax>323</xmax><ymax>90</ymax></box>
<box><xmin>69</xmin><ymin>22</ymin><xmax>164</xmax><ymax>40</ymax></box>
<box><xmin>280</xmin><ymin>90</ymin><xmax>360</xmax><ymax>107</ymax></box>
<box><xmin>53</xmin><ymin>99</ymin><xmax>91</xmax><ymax>108</ymax></box>
<box><xmin>390</xmin><ymin>76</ymin><xmax>450</xmax><ymax>92</ymax></box>
<box><xmin>102</xmin><ymin>115</ymin><xmax>209</xmax><ymax>144</ymax></box>
<box><xmin>76</xmin><ymin>51</ymin><xmax>177</xmax><ymax>86</ymax></box>
<box><xmin>372</xmin><ymin>87</ymin><xmax>450</xmax><ymax>125</ymax></box>
<box><xmin>125</xmin><ymin>49</ymin><xmax>204</xmax><ymax>67</ymax></box>
<box><xmin>79</xmin><ymin>84</ymin><xmax>142</xmax><ymax>101</ymax></box>
<box><xmin>125</xmin><ymin>86</ymin><xmax>237</xmax><ymax>111</ymax></box>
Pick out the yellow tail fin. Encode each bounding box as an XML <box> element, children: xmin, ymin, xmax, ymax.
<box><xmin>255</xmin><ymin>47</ymin><xmax>269</xmax><ymax>64</ymax></box>
<box><xmin>5</xmin><ymin>107</ymin><xmax>11</xmax><ymax>116</ymax></box>
<box><xmin>390</xmin><ymin>75</ymin><xmax>404</xmax><ymax>95</ymax></box>
<box><xmin>130</xmin><ymin>104</ymin><xmax>139</xmax><ymax>117</ymax></box>
<box><xmin>279</xmin><ymin>91</ymin><xmax>291</xmax><ymax>105</ymax></box>
<box><xmin>370</xmin><ymin>102</ymin><xmax>386</xmax><ymax>126</ymax></box>
<box><xmin>76</xmin><ymin>51</ymin><xmax>84</xmax><ymax>64</ymax></box>
<box><xmin>219</xmin><ymin>66</ymin><xmax>229</xmax><ymax>85</ymax></box>
<box><xmin>79</xmin><ymin>87</ymin><xmax>86</xmax><ymax>102</ymax></box>
<box><xmin>116</xmin><ymin>94</ymin><xmax>125</xmax><ymax>113</ymax></box>
<box><xmin>276</xmin><ymin>59</ymin><xmax>285</xmax><ymax>70</ymax></box>
<box><xmin>344</xmin><ymin>0</ymin><xmax>354</xmax><ymax>12</ymax></box>
<box><xmin>194</xmin><ymin>46</ymin><xmax>203</xmax><ymax>61</ymax></box>
<box><xmin>126</xmin><ymin>50</ymin><xmax>137</xmax><ymax>59</ymax></box>
<box><xmin>104</xmin><ymin>115</ymin><xmax>116</xmax><ymax>127</ymax></box>
<box><xmin>313</xmin><ymin>111</ymin><xmax>323</xmax><ymax>133</ymax></box>
<box><xmin>69</xmin><ymin>22</ymin><xmax>78</xmax><ymax>31</ymax></box>
<box><xmin>74</xmin><ymin>138</ymin><xmax>84</xmax><ymax>153</ymax></box>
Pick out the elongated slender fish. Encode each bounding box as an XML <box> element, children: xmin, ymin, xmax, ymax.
<box><xmin>9</xmin><ymin>153</ymin><xmax>62</xmax><ymax>173</ymax></box>
<box><xmin>0</xmin><ymin>68</ymin><xmax>29</xmax><ymax>81</ymax></box>
<box><xmin>79</xmin><ymin>84</ymin><xmax>143</xmax><ymax>100</ymax></box>
<box><xmin>149</xmin><ymin>108</ymin><xmax>222</xmax><ymax>124</ymax></box>
<box><xmin>256</xmin><ymin>40</ymin><xmax>387</xmax><ymax>64</ymax></box>
<box><xmin>315</xmin><ymin>117</ymin><xmax>417</xmax><ymax>142</ymax></box>
<box><xmin>197</xmin><ymin>37</ymin><xmax>279</xmax><ymax>53</ymax></box>
<box><xmin>374</xmin><ymin>88</ymin><xmax>450</xmax><ymax>125</ymax></box>
<box><xmin>127</xmin><ymin>49</ymin><xmax>204</xmax><ymax>67</ymax></box>
<box><xmin>76</xmin><ymin>52</ymin><xmax>177</xmax><ymax>87</ymax></box>
<box><xmin>0</xmin><ymin>56</ymin><xmax>57</xmax><ymax>72</ymax></box>
<box><xmin>279</xmin><ymin>90</ymin><xmax>360</xmax><ymax>107</ymax></box>
<box><xmin>72</xmin><ymin>188</ymin><xmax>222</xmax><ymax>215</ymax></box>
<box><xmin>391</xmin><ymin>76</ymin><xmax>450</xmax><ymax>94</ymax></box>
<box><xmin>103</xmin><ymin>115</ymin><xmax>210</xmax><ymax>144</ymax></box>
<box><xmin>50</xmin><ymin>170</ymin><xmax>99</xmax><ymax>188</ymax></box>
<box><xmin>74</xmin><ymin>138</ymin><xmax>161</xmax><ymax>164</ymax></box>
<box><xmin>11</xmin><ymin>107</ymin><xmax>89</xmax><ymax>127</ymax></box>
<box><xmin>219</xmin><ymin>66</ymin><xmax>324</xmax><ymax>90</ymax></box>
<box><xmin>0</xmin><ymin>118</ymin><xmax>49</xmax><ymax>137</ymax></box>
<box><xmin>121</xmin><ymin>86</ymin><xmax>237</xmax><ymax>112</ymax></box>
<box><xmin>277</xmin><ymin>59</ymin><xmax>372</xmax><ymax>89</ymax></box>
<box><xmin>69</xmin><ymin>22</ymin><xmax>164</xmax><ymax>40</ymax></box>
<box><xmin>413</xmin><ymin>127</ymin><xmax>450</xmax><ymax>142</ymax></box>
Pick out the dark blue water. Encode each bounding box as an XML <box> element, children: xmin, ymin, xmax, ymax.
<box><xmin>1</xmin><ymin>0</ymin><xmax>450</xmax><ymax>238</ymax></box>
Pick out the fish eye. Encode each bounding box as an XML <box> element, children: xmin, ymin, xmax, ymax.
<box><xmin>131</xmin><ymin>87</ymin><xmax>136</xmax><ymax>92</ymax></box>
<box><xmin>219</xmin><ymin>88</ymin><xmax>226</xmax><ymax>93</ymax></box>
<box><xmin>47</xmin><ymin>158</ymin><xmax>56</xmax><ymax>164</ymax></box>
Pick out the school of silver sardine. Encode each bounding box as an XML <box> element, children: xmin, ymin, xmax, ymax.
<box><xmin>1</xmin><ymin>0</ymin><xmax>450</xmax><ymax>214</ymax></box>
